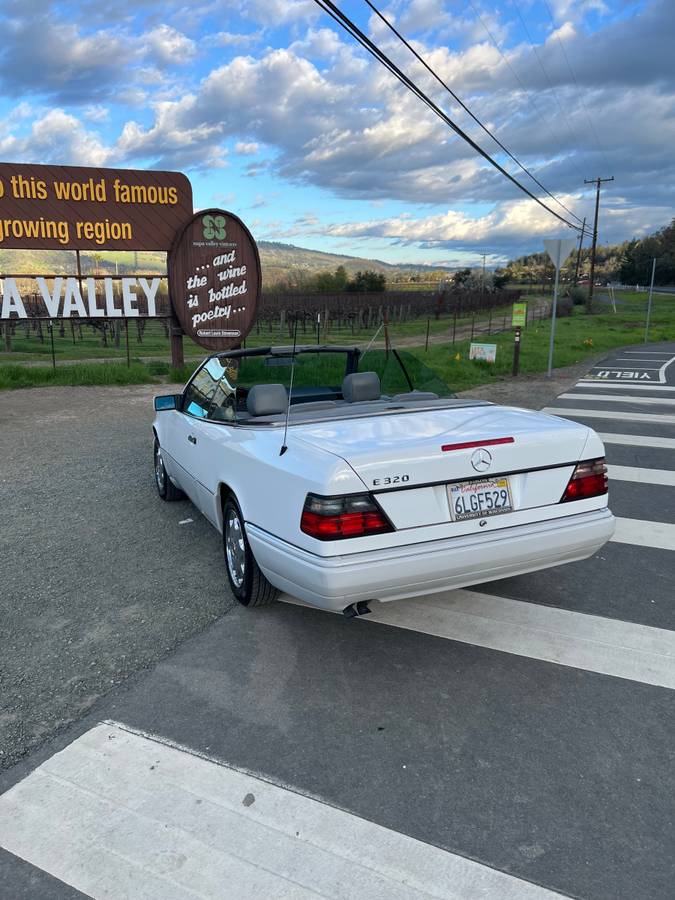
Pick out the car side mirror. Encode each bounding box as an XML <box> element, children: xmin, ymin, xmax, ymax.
<box><xmin>154</xmin><ymin>394</ymin><xmax>181</xmax><ymax>411</ymax></box>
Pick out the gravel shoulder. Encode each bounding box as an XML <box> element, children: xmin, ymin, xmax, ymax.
<box><xmin>0</xmin><ymin>383</ymin><xmax>233</xmax><ymax>770</ymax></box>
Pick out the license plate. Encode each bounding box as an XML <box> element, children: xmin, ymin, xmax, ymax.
<box><xmin>447</xmin><ymin>477</ymin><xmax>513</xmax><ymax>521</ymax></box>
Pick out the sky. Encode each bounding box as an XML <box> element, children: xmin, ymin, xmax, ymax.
<box><xmin>0</xmin><ymin>0</ymin><xmax>673</xmax><ymax>268</ymax></box>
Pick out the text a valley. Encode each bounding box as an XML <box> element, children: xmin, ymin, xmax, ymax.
<box><xmin>0</xmin><ymin>276</ymin><xmax>162</xmax><ymax>319</ymax></box>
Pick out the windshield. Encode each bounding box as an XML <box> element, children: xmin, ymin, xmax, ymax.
<box><xmin>220</xmin><ymin>349</ymin><xmax>352</xmax><ymax>396</ymax></box>
<box><xmin>358</xmin><ymin>348</ymin><xmax>456</xmax><ymax>398</ymax></box>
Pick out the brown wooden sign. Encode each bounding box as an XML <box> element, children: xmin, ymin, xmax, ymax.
<box><xmin>0</xmin><ymin>162</ymin><xmax>192</xmax><ymax>251</ymax></box>
<box><xmin>167</xmin><ymin>209</ymin><xmax>261</xmax><ymax>351</ymax></box>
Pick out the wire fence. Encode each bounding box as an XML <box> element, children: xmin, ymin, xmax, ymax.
<box><xmin>0</xmin><ymin>287</ymin><xmax>553</xmax><ymax>370</ymax></box>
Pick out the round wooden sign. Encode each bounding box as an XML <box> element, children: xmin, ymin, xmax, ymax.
<box><xmin>167</xmin><ymin>209</ymin><xmax>261</xmax><ymax>351</ymax></box>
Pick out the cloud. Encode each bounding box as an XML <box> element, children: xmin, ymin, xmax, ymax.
<box><xmin>97</xmin><ymin>0</ymin><xmax>674</xmax><ymax>241</ymax></box>
<box><xmin>548</xmin><ymin>0</ymin><xmax>609</xmax><ymax>24</ymax></box>
<box><xmin>318</xmin><ymin>193</ymin><xmax>672</xmax><ymax>256</ymax></box>
<box><xmin>82</xmin><ymin>104</ymin><xmax>110</xmax><ymax>122</ymax></box>
<box><xmin>0</xmin><ymin>10</ymin><xmax>196</xmax><ymax>102</ymax></box>
<box><xmin>512</xmin><ymin>0</ymin><xmax>675</xmax><ymax>90</ymax></box>
<box><xmin>0</xmin><ymin>18</ymin><xmax>127</xmax><ymax>101</ymax></box>
<box><xmin>0</xmin><ymin>0</ymin><xmax>670</xmax><ymax>262</ymax></box>
<box><xmin>239</xmin><ymin>0</ymin><xmax>320</xmax><ymax>25</ymax></box>
<box><xmin>235</xmin><ymin>141</ymin><xmax>260</xmax><ymax>155</ymax></box>
<box><xmin>145</xmin><ymin>25</ymin><xmax>196</xmax><ymax>65</ymax></box>
<box><xmin>0</xmin><ymin>109</ymin><xmax>112</xmax><ymax>166</ymax></box>
<box><xmin>204</xmin><ymin>31</ymin><xmax>257</xmax><ymax>48</ymax></box>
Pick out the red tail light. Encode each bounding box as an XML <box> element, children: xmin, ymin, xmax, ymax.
<box><xmin>561</xmin><ymin>458</ymin><xmax>608</xmax><ymax>502</ymax></box>
<box><xmin>301</xmin><ymin>493</ymin><xmax>393</xmax><ymax>540</ymax></box>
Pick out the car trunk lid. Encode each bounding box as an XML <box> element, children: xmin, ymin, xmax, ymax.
<box><xmin>293</xmin><ymin>404</ymin><xmax>595</xmax><ymax>533</ymax></box>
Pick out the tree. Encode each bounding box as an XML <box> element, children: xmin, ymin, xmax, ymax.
<box><xmin>345</xmin><ymin>270</ymin><xmax>386</xmax><ymax>292</ymax></box>
<box><xmin>312</xmin><ymin>265</ymin><xmax>349</xmax><ymax>292</ymax></box>
<box><xmin>451</xmin><ymin>268</ymin><xmax>471</xmax><ymax>289</ymax></box>
<box><xmin>493</xmin><ymin>269</ymin><xmax>509</xmax><ymax>290</ymax></box>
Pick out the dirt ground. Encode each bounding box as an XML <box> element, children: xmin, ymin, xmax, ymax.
<box><xmin>455</xmin><ymin>352</ymin><xmax>605</xmax><ymax>410</ymax></box>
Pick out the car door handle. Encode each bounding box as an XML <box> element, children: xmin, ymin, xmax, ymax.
<box><xmin>188</xmin><ymin>434</ymin><xmax>197</xmax><ymax>444</ymax></box>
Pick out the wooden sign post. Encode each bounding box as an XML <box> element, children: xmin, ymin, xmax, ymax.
<box><xmin>511</xmin><ymin>301</ymin><xmax>527</xmax><ymax>377</ymax></box>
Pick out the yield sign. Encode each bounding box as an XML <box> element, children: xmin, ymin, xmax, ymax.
<box><xmin>544</xmin><ymin>237</ymin><xmax>577</xmax><ymax>271</ymax></box>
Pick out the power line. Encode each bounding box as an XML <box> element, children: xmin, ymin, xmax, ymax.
<box><xmin>510</xmin><ymin>0</ymin><xmax>590</xmax><ymax>191</ymax></box>
<box><xmin>541</xmin><ymin>0</ymin><xmax>611</xmax><ymax>171</ymax></box>
<box><xmin>466</xmin><ymin>0</ymin><xmax>586</xmax><ymax>183</ymax></box>
<box><xmin>311</xmin><ymin>0</ymin><xmax>583</xmax><ymax>232</ymax></box>
<box><xmin>362</xmin><ymin>0</ymin><xmax>584</xmax><ymax>225</ymax></box>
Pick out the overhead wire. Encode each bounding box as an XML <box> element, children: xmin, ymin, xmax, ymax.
<box><xmin>362</xmin><ymin>0</ymin><xmax>584</xmax><ymax>225</ymax></box>
<box><xmin>510</xmin><ymin>0</ymin><xmax>590</xmax><ymax>182</ymax></box>
<box><xmin>310</xmin><ymin>0</ymin><xmax>583</xmax><ymax>232</ymax></box>
<box><xmin>540</xmin><ymin>0</ymin><xmax>611</xmax><ymax>171</ymax></box>
<box><xmin>466</xmin><ymin>0</ymin><xmax>586</xmax><ymax>184</ymax></box>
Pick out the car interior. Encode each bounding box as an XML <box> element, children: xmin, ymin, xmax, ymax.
<box><xmin>181</xmin><ymin>346</ymin><xmax>479</xmax><ymax>425</ymax></box>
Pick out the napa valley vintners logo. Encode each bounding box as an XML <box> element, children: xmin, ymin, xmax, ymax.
<box><xmin>202</xmin><ymin>214</ymin><xmax>227</xmax><ymax>240</ymax></box>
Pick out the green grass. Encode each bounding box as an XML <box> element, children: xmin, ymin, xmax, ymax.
<box><xmin>0</xmin><ymin>361</ymin><xmax>159</xmax><ymax>390</ymax></box>
<box><xmin>0</xmin><ymin>320</ymin><xmax>205</xmax><ymax>362</ymax></box>
<box><xmin>406</xmin><ymin>299</ymin><xmax>674</xmax><ymax>392</ymax></box>
<box><xmin>1</xmin><ymin>290</ymin><xmax>671</xmax><ymax>392</ymax></box>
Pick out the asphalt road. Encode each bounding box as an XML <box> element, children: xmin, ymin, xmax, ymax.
<box><xmin>1</xmin><ymin>342</ymin><xmax>674</xmax><ymax>900</ymax></box>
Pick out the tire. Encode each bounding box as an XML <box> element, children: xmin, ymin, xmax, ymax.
<box><xmin>154</xmin><ymin>437</ymin><xmax>184</xmax><ymax>502</ymax></box>
<box><xmin>223</xmin><ymin>495</ymin><xmax>278</xmax><ymax>607</ymax></box>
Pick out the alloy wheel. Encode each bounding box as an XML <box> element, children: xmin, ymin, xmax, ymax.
<box><xmin>154</xmin><ymin>444</ymin><xmax>165</xmax><ymax>492</ymax></box>
<box><xmin>225</xmin><ymin>508</ymin><xmax>246</xmax><ymax>589</ymax></box>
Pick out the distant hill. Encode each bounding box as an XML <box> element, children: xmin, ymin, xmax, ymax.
<box><xmin>257</xmin><ymin>241</ymin><xmax>452</xmax><ymax>279</ymax></box>
<box><xmin>0</xmin><ymin>241</ymin><xmax>455</xmax><ymax>285</ymax></box>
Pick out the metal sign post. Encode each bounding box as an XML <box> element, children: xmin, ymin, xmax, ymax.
<box><xmin>644</xmin><ymin>258</ymin><xmax>657</xmax><ymax>344</ymax></box>
<box><xmin>543</xmin><ymin>237</ymin><xmax>577</xmax><ymax>377</ymax></box>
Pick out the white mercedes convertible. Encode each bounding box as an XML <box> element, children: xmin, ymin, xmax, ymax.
<box><xmin>152</xmin><ymin>345</ymin><xmax>615</xmax><ymax>616</ymax></box>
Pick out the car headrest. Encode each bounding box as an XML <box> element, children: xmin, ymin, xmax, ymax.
<box><xmin>246</xmin><ymin>384</ymin><xmax>288</xmax><ymax>417</ymax></box>
<box><xmin>342</xmin><ymin>371</ymin><xmax>381</xmax><ymax>403</ymax></box>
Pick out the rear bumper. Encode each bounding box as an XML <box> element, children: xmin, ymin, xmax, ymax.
<box><xmin>247</xmin><ymin>508</ymin><xmax>615</xmax><ymax>612</ymax></box>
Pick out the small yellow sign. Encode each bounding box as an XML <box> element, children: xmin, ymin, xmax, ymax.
<box><xmin>512</xmin><ymin>302</ymin><xmax>528</xmax><ymax>328</ymax></box>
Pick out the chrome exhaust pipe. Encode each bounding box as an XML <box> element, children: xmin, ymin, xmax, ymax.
<box><xmin>343</xmin><ymin>600</ymin><xmax>372</xmax><ymax>618</ymax></box>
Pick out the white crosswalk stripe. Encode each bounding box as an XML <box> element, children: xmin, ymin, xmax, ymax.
<box><xmin>598</xmin><ymin>432</ymin><xmax>675</xmax><ymax>449</ymax></box>
<box><xmin>542</xmin><ymin>406</ymin><xmax>675</xmax><ymax>425</ymax></box>
<box><xmin>611</xmin><ymin>516</ymin><xmax>675</xmax><ymax>551</ymax></box>
<box><xmin>559</xmin><ymin>392</ymin><xmax>675</xmax><ymax>406</ymax></box>
<box><xmin>575</xmin><ymin>382</ymin><xmax>675</xmax><ymax>391</ymax></box>
<box><xmin>608</xmin><ymin>465</ymin><xmax>675</xmax><ymax>486</ymax></box>
<box><xmin>284</xmin><ymin>588</ymin><xmax>675</xmax><ymax>689</ymax></box>
<box><xmin>0</xmin><ymin>723</ymin><xmax>563</xmax><ymax>900</ymax></box>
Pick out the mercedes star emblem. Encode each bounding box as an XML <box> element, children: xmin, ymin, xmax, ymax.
<box><xmin>470</xmin><ymin>448</ymin><xmax>492</xmax><ymax>472</ymax></box>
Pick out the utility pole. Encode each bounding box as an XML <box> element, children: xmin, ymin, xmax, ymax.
<box><xmin>573</xmin><ymin>216</ymin><xmax>587</xmax><ymax>286</ymax></box>
<box><xmin>480</xmin><ymin>253</ymin><xmax>486</xmax><ymax>300</ymax></box>
<box><xmin>584</xmin><ymin>176</ymin><xmax>614</xmax><ymax>312</ymax></box>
